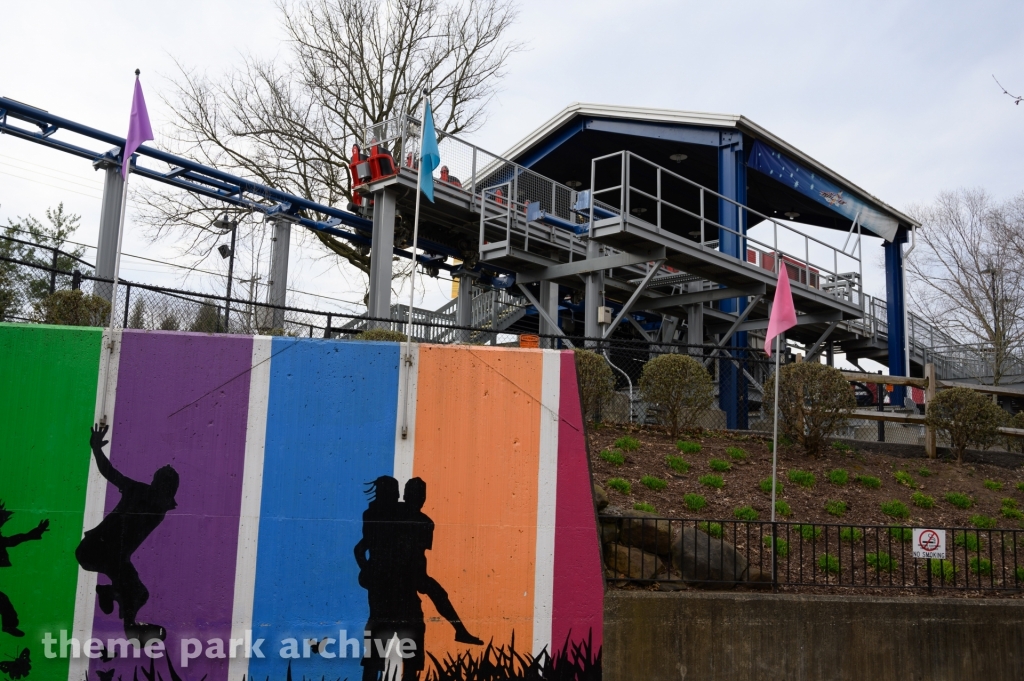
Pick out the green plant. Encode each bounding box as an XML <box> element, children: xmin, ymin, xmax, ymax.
<box><xmin>893</xmin><ymin>471</ymin><xmax>916</xmax><ymax>489</ymax></box>
<box><xmin>574</xmin><ymin>349</ymin><xmax>615</xmax><ymax>422</ymax></box>
<box><xmin>794</xmin><ymin>524</ymin><xmax>822</xmax><ymax>541</ymax></box>
<box><xmin>765</xmin><ymin>362</ymin><xmax>856</xmax><ymax>457</ymax></box>
<box><xmin>839</xmin><ymin>527</ymin><xmax>863</xmax><ymax>542</ymax></box>
<box><xmin>918</xmin><ymin>467</ymin><xmax>932</xmax><ymax>477</ymax></box>
<box><xmin>832</xmin><ymin>440</ymin><xmax>853</xmax><ymax>453</ymax></box>
<box><xmin>1003</xmin><ymin>497</ymin><xmax>1019</xmax><ymax>510</ymax></box>
<box><xmin>709</xmin><ymin>459</ymin><xmax>732</xmax><ymax>473</ymax></box>
<box><xmin>726</xmin><ymin>446</ymin><xmax>747</xmax><ymax>461</ymax></box>
<box><xmin>930</xmin><ymin>559</ymin><xmax>957</xmax><ymax>581</ymax></box>
<box><xmin>969</xmin><ymin>557</ymin><xmax>992</xmax><ymax>576</ymax></box>
<box><xmin>759</xmin><ymin>478</ymin><xmax>783</xmax><ymax>495</ymax></box>
<box><xmin>825</xmin><ymin>500</ymin><xmax>848</xmax><ymax>517</ymax></box>
<box><xmin>866</xmin><ymin>552</ymin><xmax>898</xmax><ymax>572</ymax></box>
<box><xmin>787</xmin><ymin>470</ymin><xmax>816</xmax><ymax>488</ymax></box>
<box><xmin>969</xmin><ymin>514</ymin><xmax>996</xmax><ymax>529</ymax></box>
<box><xmin>633</xmin><ymin>502</ymin><xmax>656</xmax><ymax>513</ymax></box>
<box><xmin>189</xmin><ymin>299</ymin><xmax>226</xmax><ymax>333</ymax></box>
<box><xmin>606</xmin><ymin>478</ymin><xmax>631</xmax><ymax>495</ymax></box>
<box><xmin>639</xmin><ymin>354</ymin><xmax>715</xmax><ymax>437</ymax></box>
<box><xmin>1016</xmin><ymin>566</ymin><xmax>1024</xmax><ymax>583</ymax></box>
<box><xmin>699</xmin><ymin>474</ymin><xmax>724</xmax><ymax>489</ymax></box>
<box><xmin>944</xmin><ymin>492</ymin><xmax>974</xmax><ymax>509</ymax></box>
<box><xmin>683</xmin><ymin>493</ymin><xmax>707</xmax><ymax>511</ymax></box>
<box><xmin>600</xmin><ymin>449</ymin><xmax>625</xmax><ymax>466</ymax></box>
<box><xmin>733</xmin><ymin>505</ymin><xmax>759</xmax><ymax>521</ymax></box>
<box><xmin>889</xmin><ymin>526</ymin><xmax>913</xmax><ymax>542</ymax></box>
<box><xmin>767</xmin><ymin>434</ymin><xmax>795</xmax><ymax>452</ymax></box>
<box><xmin>676</xmin><ymin>440</ymin><xmax>702</xmax><ymax>454</ymax></box>
<box><xmin>35</xmin><ymin>289</ymin><xmax>111</xmax><ymax>327</ymax></box>
<box><xmin>818</xmin><ymin>553</ymin><xmax>840</xmax><ymax>574</ymax></box>
<box><xmin>926</xmin><ymin>387</ymin><xmax>1004</xmax><ymax>463</ymax></box>
<box><xmin>158</xmin><ymin>314</ymin><xmax>181</xmax><ymax>331</ymax></box>
<box><xmin>954</xmin><ymin>531</ymin><xmax>981</xmax><ymax>552</ymax></box>
<box><xmin>855</xmin><ymin>474</ymin><xmax>881</xmax><ymax>489</ymax></box>
<box><xmin>826</xmin><ymin>469</ymin><xmax>849</xmax><ymax>485</ymax></box>
<box><xmin>355</xmin><ymin>328</ymin><xmax>408</xmax><ymax>342</ymax></box>
<box><xmin>775</xmin><ymin>500</ymin><xmax>792</xmax><ymax>517</ymax></box>
<box><xmin>614</xmin><ymin>436</ymin><xmax>641</xmax><ymax>452</ymax></box>
<box><xmin>880</xmin><ymin>500</ymin><xmax>909</xmax><ymax>519</ymax></box>
<box><xmin>641</xmin><ymin>475</ymin><xmax>667</xmax><ymax>491</ymax></box>
<box><xmin>1018</xmin><ymin>482</ymin><xmax>1024</xmax><ymax>493</ymax></box>
<box><xmin>983</xmin><ymin>479</ymin><xmax>1003</xmax><ymax>491</ymax></box>
<box><xmin>763</xmin><ymin>536</ymin><xmax>789</xmax><ymax>557</ymax></box>
<box><xmin>698</xmin><ymin>521</ymin><xmax>723</xmax><ymax>538</ymax></box>
<box><xmin>1002</xmin><ymin>507</ymin><xmax>1024</xmax><ymax>520</ymax></box>
<box><xmin>665</xmin><ymin>455</ymin><xmax>690</xmax><ymax>474</ymax></box>
<box><xmin>911</xmin><ymin>492</ymin><xmax>935</xmax><ymax>509</ymax></box>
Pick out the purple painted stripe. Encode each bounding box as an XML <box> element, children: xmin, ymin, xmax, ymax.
<box><xmin>89</xmin><ymin>331</ymin><xmax>253</xmax><ymax>681</ymax></box>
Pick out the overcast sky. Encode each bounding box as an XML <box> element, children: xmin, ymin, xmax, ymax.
<box><xmin>2</xmin><ymin>0</ymin><xmax>1022</xmax><ymax>320</ymax></box>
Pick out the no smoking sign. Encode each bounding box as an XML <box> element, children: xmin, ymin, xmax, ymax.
<box><xmin>913</xmin><ymin>528</ymin><xmax>946</xmax><ymax>559</ymax></box>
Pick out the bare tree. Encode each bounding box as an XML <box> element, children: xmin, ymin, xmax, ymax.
<box><xmin>138</xmin><ymin>0</ymin><xmax>522</xmax><ymax>295</ymax></box>
<box><xmin>906</xmin><ymin>188</ymin><xmax>1024</xmax><ymax>384</ymax></box>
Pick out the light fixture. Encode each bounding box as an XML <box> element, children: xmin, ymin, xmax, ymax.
<box><xmin>784</xmin><ymin>211</ymin><xmax>800</xmax><ymax>220</ymax></box>
<box><xmin>630</xmin><ymin>207</ymin><xmax>648</xmax><ymax>215</ymax></box>
<box><xmin>218</xmin><ymin>244</ymin><xmax>233</xmax><ymax>259</ymax></box>
<box><xmin>565</xmin><ymin>180</ymin><xmax>582</xmax><ymax>188</ymax></box>
<box><xmin>669</xmin><ymin>153</ymin><xmax>688</xmax><ymax>163</ymax></box>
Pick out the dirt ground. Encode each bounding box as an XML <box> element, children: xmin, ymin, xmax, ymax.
<box><xmin>589</xmin><ymin>424</ymin><xmax>1024</xmax><ymax>529</ymax></box>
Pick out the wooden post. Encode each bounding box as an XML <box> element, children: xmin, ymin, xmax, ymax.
<box><xmin>924</xmin><ymin>362</ymin><xmax>937</xmax><ymax>459</ymax></box>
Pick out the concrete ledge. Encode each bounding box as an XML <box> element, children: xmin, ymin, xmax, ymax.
<box><xmin>605</xmin><ymin>590</ymin><xmax>1024</xmax><ymax>681</ymax></box>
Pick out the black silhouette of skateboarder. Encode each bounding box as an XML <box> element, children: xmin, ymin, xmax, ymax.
<box><xmin>75</xmin><ymin>425</ymin><xmax>178</xmax><ymax>645</ymax></box>
<box><xmin>0</xmin><ymin>501</ymin><xmax>48</xmax><ymax>637</ymax></box>
<box><xmin>354</xmin><ymin>476</ymin><xmax>480</xmax><ymax>681</ymax></box>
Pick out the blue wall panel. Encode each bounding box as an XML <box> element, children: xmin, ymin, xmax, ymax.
<box><xmin>249</xmin><ymin>339</ymin><xmax>400</xmax><ymax>679</ymax></box>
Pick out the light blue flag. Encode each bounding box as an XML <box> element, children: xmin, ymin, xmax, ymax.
<box><xmin>419</xmin><ymin>100</ymin><xmax>440</xmax><ymax>202</ymax></box>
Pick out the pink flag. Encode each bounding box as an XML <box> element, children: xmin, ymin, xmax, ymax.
<box><xmin>765</xmin><ymin>265</ymin><xmax>798</xmax><ymax>356</ymax></box>
<box><xmin>121</xmin><ymin>72</ymin><xmax>154</xmax><ymax>179</ymax></box>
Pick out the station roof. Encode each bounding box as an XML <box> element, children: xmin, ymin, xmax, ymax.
<box><xmin>501</xmin><ymin>103</ymin><xmax>919</xmax><ymax>241</ymax></box>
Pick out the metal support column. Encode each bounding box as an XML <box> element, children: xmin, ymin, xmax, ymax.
<box><xmin>266</xmin><ymin>217</ymin><xmax>291</xmax><ymax>331</ymax></box>
<box><xmin>93</xmin><ymin>159</ymin><xmax>125</xmax><ymax>302</ymax></box>
<box><xmin>367</xmin><ymin>188</ymin><xmax>397</xmax><ymax>328</ymax></box>
<box><xmin>718</xmin><ymin>135</ymin><xmax>748</xmax><ymax>429</ymax></box>
<box><xmin>584</xmin><ymin>239</ymin><xmax>604</xmax><ymax>345</ymax></box>
<box><xmin>686</xmin><ymin>280</ymin><xmax>704</xmax><ymax>351</ymax></box>
<box><xmin>884</xmin><ymin>228</ymin><xmax>909</xmax><ymax>404</ymax></box>
<box><xmin>456</xmin><ymin>273</ymin><xmax>473</xmax><ymax>342</ymax></box>
<box><xmin>538</xmin><ymin>280</ymin><xmax>560</xmax><ymax>349</ymax></box>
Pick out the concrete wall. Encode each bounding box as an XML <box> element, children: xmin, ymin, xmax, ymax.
<box><xmin>605</xmin><ymin>590</ymin><xmax>1024</xmax><ymax>681</ymax></box>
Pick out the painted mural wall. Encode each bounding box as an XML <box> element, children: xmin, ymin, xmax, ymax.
<box><xmin>0</xmin><ymin>324</ymin><xmax>603</xmax><ymax>681</ymax></box>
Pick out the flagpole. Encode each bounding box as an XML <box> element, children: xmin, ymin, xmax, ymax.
<box><xmin>770</xmin><ymin>332</ymin><xmax>781</xmax><ymax>582</ymax></box>
<box><xmin>107</xmin><ymin>172</ymin><xmax>130</xmax><ymax>330</ymax></box>
<box><xmin>400</xmin><ymin>91</ymin><xmax>429</xmax><ymax>440</ymax></box>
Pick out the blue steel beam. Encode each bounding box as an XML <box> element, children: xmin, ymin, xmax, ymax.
<box><xmin>884</xmin><ymin>229</ymin><xmax>909</xmax><ymax>404</ymax></box>
<box><xmin>517</xmin><ymin>120</ymin><xmax>584</xmax><ymax>169</ymax></box>
<box><xmin>718</xmin><ymin>133</ymin><xmax>748</xmax><ymax>429</ymax></box>
<box><xmin>582</xmin><ymin>118</ymin><xmax>724</xmax><ymax>147</ymax></box>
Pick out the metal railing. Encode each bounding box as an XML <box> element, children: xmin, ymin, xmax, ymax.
<box><xmin>601</xmin><ymin>515</ymin><xmax>1024</xmax><ymax>592</ymax></box>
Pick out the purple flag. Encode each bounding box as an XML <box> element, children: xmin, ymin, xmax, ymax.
<box><xmin>121</xmin><ymin>74</ymin><xmax>154</xmax><ymax>179</ymax></box>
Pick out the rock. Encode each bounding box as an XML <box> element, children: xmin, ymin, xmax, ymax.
<box><xmin>742</xmin><ymin>567</ymin><xmax>774</xmax><ymax>590</ymax></box>
<box><xmin>593</xmin><ymin>483</ymin><xmax>609</xmax><ymax>511</ymax></box>
<box><xmin>610</xmin><ymin>508</ymin><xmax>674</xmax><ymax>558</ymax></box>
<box><xmin>670</xmin><ymin>526</ymin><xmax>749</xmax><ymax>588</ymax></box>
<box><xmin>599</xmin><ymin>518</ymin><xmax>619</xmax><ymax>546</ymax></box>
<box><xmin>603</xmin><ymin>543</ymin><xmax>664</xmax><ymax>580</ymax></box>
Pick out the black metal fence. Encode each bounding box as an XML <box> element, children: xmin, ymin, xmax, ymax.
<box><xmin>600</xmin><ymin>514</ymin><xmax>1024</xmax><ymax>592</ymax></box>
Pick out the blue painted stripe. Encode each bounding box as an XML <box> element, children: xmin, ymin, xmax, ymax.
<box><xmin>249</xmin><ymin>338</ymin><xmax>401</xmax><ymax>679</ymax></box>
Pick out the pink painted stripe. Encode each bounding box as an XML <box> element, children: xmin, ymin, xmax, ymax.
<box><xmin>551</xmin><ymin>351</ymin><xmax>604</xmax><ymax>656</ymax></box>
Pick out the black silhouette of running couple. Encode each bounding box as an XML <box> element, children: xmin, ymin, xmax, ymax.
<box><xmin>355</xmin><ymin>476</ymin><xmax>482</xmax><ymax>681</ymax></box>
<box><xmin>75</xmin><ymin>425</ymin><xmax>178</xmax><ymax>646</ymax></box>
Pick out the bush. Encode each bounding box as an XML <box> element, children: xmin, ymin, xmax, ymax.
<box><xmin>765</xmin><ymin>362</ymin><xmax>855</xmax><ymax>457</ymax></box>
<box><xmin>794</xmin><ymin>524</ymin><xmax>822</xmax><ymax>541</ymax></box>
<box><xmin>880</xmin><ymin>500</ymin><xmax>909</xmax><ymax>519</ymax></box>
<box><xmin>1018</xmin><ymin>482</ymin><xmax>1024</xmax><ymax>492</ymax></box>
<box><xmin>944</xmin><ymin>492</ymin><xmax>973</xmax><ymax>509</ymax></box>
<box><xmin>709</xmin><ymin>459</ymin><xmax>732</xmax><ymax>472</ymax></box>
<box><xmin>606</xmin><ymin>478</ymin><xmax>631</xmax><ymax>495</ymax></box>
<box><xmin>759</xmin><ymin>478</ymin><xmax>784</xmax><ymax>495</ymax></box>
<box><xmin>698</xmin><ymin>521</ymin><xmax>723</xmax><ymax>538</ymax></box>
<box><xmin>911</xmin><ymin>492</ymin><xmax>935</xmax><ymax>509</ymax></box>
<box><xmin>954</xmin><ymin>531</ymin><xmax>981</xmax><ymax>551</ymax></box>
<box><xmin>733</xmin><ymin>505</ymin><xmax>758</xmax><ymax>521</ymax></box>
<box><xmin>189</xmin><ymin>299</ymin><xmax>225</xmax><ymax>333</ymax></box>
<box><xmin>832</xmin><ymin>441</ymin><xmax>853</xmax><ymax>453</ymax></box>
<box><xmin>926</xmin><ymin>387</ymin><xmax>1004</xmax><ymax>463</ymax></box>
<box><xmin>665</xmin><ymin>455</ymin><xmax>690</xmax><ymax>474</ymax></box>
<box><xmin>639</xmin><ymin>354</ymin><xmax>715</xmax><ymax>436</ymax></box>
<box><xmin>726</xmin><ymin>446</ymin><xmax>747</xmax><ymax>461</ymax></box>
<box><xmin>763</xmin><ymin>536</ymin><xmax>789</xmax><ymax>557</ymax></box>
<box><xmin>983</xmin><ymin>479</ymin><xmax>1003</xmax><ymax>491</ymax></box>
<box><xmin>969</xmin><ymin>514</ymin><xmax>996</xmax><ymax>529</ymax></box>
<box><xmin>866</xmin><ymin>552</ymin><xmax>898</xmax><ymax>572</ymax></box>
<box><xmin>788</xmin><ymin>470</ymin><xmax>816</xmax><ymax>488</ymax></box>
<box><xmin>1017</xmin><ymin>566</ymin><xmax>1024</xmax><ymax>583</ymax></box>
<box><xmin>633</xmin><ymin>502</ymin><xmax>656</xmax><ymax>513</ymax></box>
<box><xmin>839</xmin><ymin>527</ymin><xmax>863</xmax><ymax>542</ymax></box>
<box><xmin>855</xmin><ymin>474</ymin><xmax>881</xmax><ymax>489</ymax></box>
<box><xmin>969</xmin><ymin>557</ymin><xmax>992</xmax><ymax>576</ymax></box>
<box><xmin>827</xmin><ymin>469</ymin><xmax>849</xmax><ymax>485</ymax></box>
<box><xmin>35</xmin><ymin>289</ymin><xmax>110</xmax><ymax>327</ymax></box>
<box><xmin>676</xmin><ymin>440</ymin><xmax>701</xmax><ymax>454</ymax></box>
<box><xmin>600</xmin><ymin>449</ymin><xmax>624</xmax><ymax>465</ymax></box>
<box><xmin>641</xmin><ymin>475</ymin><xmax>667</xmax><ymax>491</ymax></box>
<box><xmin>614</xmin><ymin>436</ymin><xmax>641</xmax><ymax>452</ymax></box>
<box><xmin>818</xmin><ymin>553</ymin><xmax>840</xmax><ymax>574</ymax></box>
<box><xmin>930</xmin><ymin>559</ymin><xmax>957</xmax><ymax>581</ymax></box>
<box><xmin>574</xmin><ymin>349</ymin><xmax>615</xmax><ymax>422</ymax></box>
<box><xmin>1002</xmin><ymin>507</ymin><xmax>1024</xmax><ymax>520</ymax></box>
<box><xmin>1002</xmin><ymin>498</ymin><xmax>1018</xmax><ymax>510</ymax></box>
<box><xmin>775</xmin><ymin>500</ymin><xmax>792</xmax><ymax>517</ymax></box>
<box><xmin>158</xmin><ymin>314</ymin><xmax>181</xmax><ymax>331</ymax></box>
<box><xmin>918</xmin><ymin>467</ymin><xmax>933</xmax><ymax>477</ymax></box>
<box><xmin>893</xmin><ymin>471</ymin><xmax>916</xmax><ymax>489</ymax></box>
<box><xmin>889</xmin><ymin>526</ymin><xmax>913</xmax><ymax>542</ymax></box>
<box><xmin>1005</xmin><ymin>412</ymin><xmax>1024</xmax><ymax>453</ymax></box>
<box><xmin>699</xmin><ymin>474</ymin><xmax>724</xmax><ymax>489</ymax></box>
<box><xmin>683</xmin><ymin>493</ymin><xmax>707</xmax><ymax>511</ymax></box>
<box><xmin>355</xmin><ymin>328</ymin><xmax>408</xmax><ymax>342</ymax></box>
<box><xmin>825</xmin><ymin>500</ymin><xmax>847</xmax><ymax>517</ymax></box>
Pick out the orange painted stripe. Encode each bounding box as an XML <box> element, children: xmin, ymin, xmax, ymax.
<box><xmin>413</xmin><ymin>345</ymin><xmax>543</xmax><ymax>666</ymax></box>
